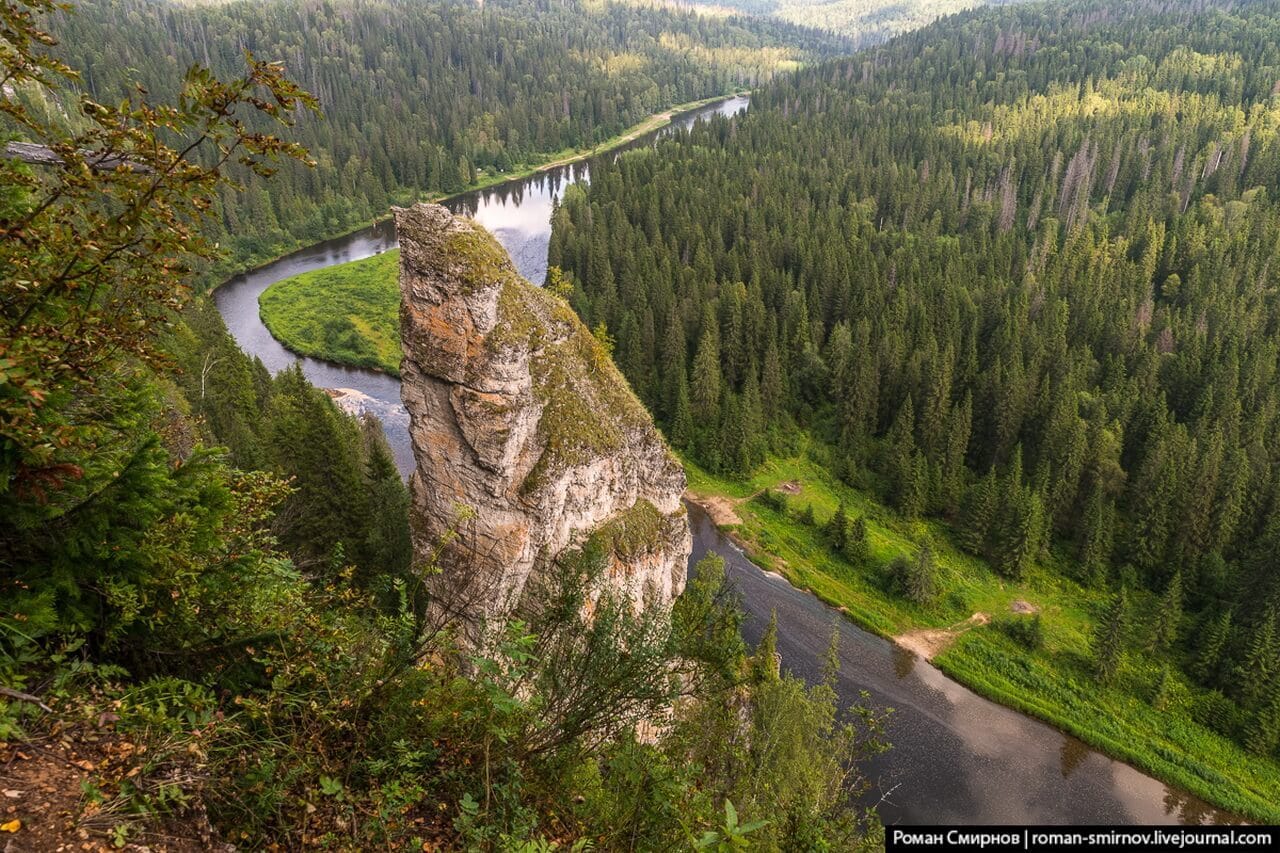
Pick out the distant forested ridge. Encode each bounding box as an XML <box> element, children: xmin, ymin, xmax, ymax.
<box><xmin>679</xmin><ymin>0</ymin><xmax>1017</xmax><ymax>45</ymax></box>
<box><xmin>1</xmin><ymin>1</ymin><xmax>886</xmax><ymax>843</ymax></box>
<box><xmin>46</xmin><ymin>0</ymin><xmax>842</xmax><ymax>270</ymax></box>
<box><xmin>552</xmin><ymin>0</ymin><xmax>1280</xmax><ymax>758</ymax></box>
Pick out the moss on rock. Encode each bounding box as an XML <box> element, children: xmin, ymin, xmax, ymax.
<box><xmin>586</xmin><ymin>499</ymin><xmax>666</xmax><ymax>560</ymax></box>
<box><xmin>485</xmin><ymin>267</ymin><xmax>653</xmax><ymax>495</ymax></box>
<box><xmin>444</xmin><ymin>227</ymin><xmax>514</xmax><ymax>295</ymax></box>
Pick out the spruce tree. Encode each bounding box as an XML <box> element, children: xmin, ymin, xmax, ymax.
<box><xmin>1093</xmin><ymin>590</ymin><xmax>1128</xmax><ymax>685</ymax></box>
<box><xmin>845</xmin><ymin>515</ymin><xmax>870</xmax><ymax>564</ymax></box>
<box><xmin>1246</xmin><ymin>677</ymin><xmax>1280</xmax><ymax>757</ymax></box>
<box><xmin>993</xmin><ymin>491</ymin><xmax>1043</xmax><ymax>581</ymax></box>
<box><xmin>825</xmin><ymin>501</ymin><xmax>849</xmax><ymax>552</ymax></box>
<box><xmin>740</xmin><ymin>369</ymin><xmax>765</xmax><ymax>470</ymax></box>
<box><xmin>669</xmin><ymin>375</ymin><xmax>693</xmax><ymax>451</ymax></box>
<box><xmin>761</xmin><ymin>338</ymin><xmax>785</xmax><ymax>427</ymax></box>
<box><xmin>906</xmin><ymin>545</ymin><xmax>939</xmax><ymax>605</ymax></box>
<box><xmin>690</xmin><ymin>322</ymin><xmax>722</xmax><ymax>426</ymax></box>
<box><xmin>959</xmin><ymin>467</ymin><xmax>998</xmax><ymax>557</ymax></box>
<box><xmin>940</xmin><ymin>393</ymin><xmax>973</xmax><ymax>515</ymax></box>
<box><xmin>888</xmin><ymin>396</ymin><xmax>921</xmax><ymax>518</ymax></box>
<box><xmin>1152</xmin><ymin>663</ymin><xmax>1177</xmax><ymax>711</ymax></box>
<box><xmin>1150</xmin><ymin>570</ymin><xmax>1183</xmax><ymax>652</ymax></box>
<box><xmin>1194</xmin><ymin>609</ymin><xmax>1233</xmax><ymax>685</ymax></box>
<box><xmin>357</xmin><ymin>415</ymin><xmax>412</xmax><ymax>582</ymax></box>
<box><xmin>720</xmin><ymin>392</ymin><xmax>749</xmax><ymax>475</ymax></box>
<box><xmin>1236</xmin><ymin>611</ymin><xmax>1278</xmax><ymax>708</ymax></box>
<box><xmin>660</xmin><ymin>311</ymin><xmax>687</xmax><ymax>421</ymax></box>
<box><xmin>1079</xmin><ymin>484</ymin><xmax>1114</xmax><ymax>585</ymax></box>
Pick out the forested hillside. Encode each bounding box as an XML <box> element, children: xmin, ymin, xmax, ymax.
<box><xmin>46</xmin><ymin>0</ymin><xmax>841</xmax><ymax>271</ymax></box>
<box><xmin>551</xmin><ymin>0</ymin><xmax>1280</xmax><ymax>814</ymax></box>
<box><xmin>681</xmin><ymin>0</ymin><xmax>1012</xmax><ymax>44</ymax></box>
<box><xmin>0</xmin><ymin>0</ymin><xmax>888</xmax><ymax>845</ymax></box>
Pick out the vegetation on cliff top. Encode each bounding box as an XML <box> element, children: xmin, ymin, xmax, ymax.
<box><xmin>552</xmin><ymin>0</ymin><xmax>1280</xmax><ymax>821</ymax></box>
<box><xmin>481</xmin><ymin>234</ymin><xmax>661</xmax><ymax>493</ymax></box>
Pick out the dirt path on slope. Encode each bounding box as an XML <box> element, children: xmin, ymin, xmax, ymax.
<box><xmin>895</xmin><ymin>612</ymin><xmax>990</xmax><ymax>661</ymax></box>
<box><xmin>684</xmin><ymin>480</ymin><xmax>800</xmax><ymax>528</ymax></box>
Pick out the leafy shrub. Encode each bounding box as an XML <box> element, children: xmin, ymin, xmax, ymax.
<box><xmin>755</xmin><ymin>488</ymin><xmax>789</xmax><ymax>513</ymax></box>
<box><xmin>995</xmin><ymin>614</ymin><xmax>1045</xmax><ymax>651</ymax></box>
<box><xmin>1189</xmin><ymin>690</ymin><xmax>1247</xmax><ymax>740</ymax></box>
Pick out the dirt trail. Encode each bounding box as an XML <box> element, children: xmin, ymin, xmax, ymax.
<box><xmin>684</xmin><ymin>480</ymin><xmax>801</xmax><ymax>528</ymax></box>
<box><xmin>895</xmin><ymin>612</ymin><xmax>990</xmax><ymax>661</ymax></box>
<box><xmin>686</xmin><ymin>492</ymin><xmax>745</xmax><ymax>526</ymax></box>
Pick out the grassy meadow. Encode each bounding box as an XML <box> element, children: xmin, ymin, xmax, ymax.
<box><xmin>684</xmin><ymin>441</ymin><xmax>1280</xmax><ymax>823</ymax></box>
<box><xmin>258</xmin><ymin>250</ymin><xmax>402</xmax><ymax>375</ymax></box>
<box><xmin>255</xmin><ymin>93</ymin><xmax>752</xmax><ymax>374</ymax></box>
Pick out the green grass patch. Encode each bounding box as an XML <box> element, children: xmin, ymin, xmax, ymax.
<box><xmin>252</xmin><ymin>94</ymin><xmax>749</xmax><ymax>372</ymax></box>
<box><xmin>684</xmin><ymin>440</ymin><xmax>1280</xmax><ymax>822</ymax></box>
<box><xmin>259</xmin><ymin>250</ymin><xmax>402</xmax><ymax>375</ymax></box>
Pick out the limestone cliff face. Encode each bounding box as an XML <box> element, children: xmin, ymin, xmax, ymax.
<box><xmin>394</xmin><ymin>203</ymin><xmax>690</xmax><ymax>630</ymax></box>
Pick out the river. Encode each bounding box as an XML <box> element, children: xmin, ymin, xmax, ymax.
<box><xmin>212</xmin><ymin>94</ymin><xmax>1237</xmax><ymax>826</ymax></box>
<box><xmin>214</xmin><ymin>95</ymin><xmax>751</xmax><ymax>475</ymax></box>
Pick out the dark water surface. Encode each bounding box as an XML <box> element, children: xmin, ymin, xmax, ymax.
<box><xmin>214</xmin><ymin>94</ymin><xmax>1238</xmax><ymax>826</ymax></box>
<box><xmin>685</xmin><ymin>503</ymin><xmax>1235</xmax><ymax>826</ymax></box>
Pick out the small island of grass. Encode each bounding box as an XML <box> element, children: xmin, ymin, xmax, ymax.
<box><xmin>258</xmin><ymin>249</ymin><xmax>402</xmax><ymax>375</ymax></box>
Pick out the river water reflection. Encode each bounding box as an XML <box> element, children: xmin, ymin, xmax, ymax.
<box><xmin>686</xmin><ymin>503</ymin><xmax>1236</xmax><ymax>826</ymax></box>
<box><xmin>214</xmin><ymin>94</ymin><xmax>1239</xmax><ymax>825</ymax></box>
<box><xmin>213</xmin><ymin>95</ymin><xmax>749</xmax><ymax>474</ymax></box>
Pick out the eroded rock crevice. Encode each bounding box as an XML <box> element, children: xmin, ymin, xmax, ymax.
<box><xmin>395</xmin><ymin>203</ymin><xmax>691</xmax><ymax>633</ymax></box>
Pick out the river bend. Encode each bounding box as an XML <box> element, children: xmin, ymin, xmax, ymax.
<box><xmin>213</xmin><ymin>95</ymin><xmax>1235</xmax><ymax>826</ymax></box>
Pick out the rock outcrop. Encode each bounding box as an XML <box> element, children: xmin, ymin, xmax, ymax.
<box><xmin>394</xmin><ymin>203</ymin><xmax>690</xmax><ymax>634</ymax></box>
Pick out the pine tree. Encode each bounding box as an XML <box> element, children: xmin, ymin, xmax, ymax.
<box><xmin>825</xmin><ymin>501</ymin><xmax>849</xmax><ymax>552</ymax></box>
<box><xmin>1150</xmin><ymin>570</ymin><xmax>1183</xmax><ymax>652</ymax></box>
<box><xmin>1093</xmin><ymin>590</ymin><xmax>1128</xmax><ymax>685</ymax></box>
<box><xmin>1194</xmin><ymin>608</ymin><xmax>1233</xmax><ymax>685</ymax></box>
<box><xmin>844</xmin><ymin>515</ymin><xmax>870</xmax><ymax>564</ymax></box>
